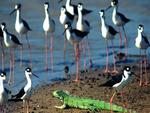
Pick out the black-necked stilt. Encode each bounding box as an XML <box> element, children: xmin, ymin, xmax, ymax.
<box><xmin>58</xmin><ymin>0</ymin><xmax>92</xmax><ymax>16</ymax></box>
<box><xmin>106</xmin><ymin>0</ymin><xmax>130</xmax><ymax>58</ymax></box>
<box><xmin>135</xmin><ymin>25</ymin><xmax>150</xmax><ymax>86</ymax></box>
<box><xmin>99</xmin><ymin>10</ymin><xmax>118</xmax><ymax>74</ymax></box>
<box><xmin>43</xmin><ymin>2</ymin><xmax>55</xmax><ymax>71</ymax></box>
<box><xmin>64</xmin><ymin>23</ymin><xmax>87</xmax><ymax>82</ymax></box>
<box><xmin>76</xmin><ymin>3</ymin><xmax>92</xmax><ymax>70</ymax></box>
<box><xmin>59</xmin><ymin>6</ymin><xmax>74</xmax><ymax>26</ymax></box>
<box><xmin>1</xmin><ymin>22</ymin><xmax>22</xmax><ymax>85</ymax></box>
<box><xmin>0</xmin><ymin>71</ymin><xmax>10</xmax><ymax>113</ymax></box>
<box><xmin>11</xmin><ymin>67</ymin><xmax>39</xmax><ymax>113</ymax></box>
<box><xmin>59</xmin><ymin>6</ymin><xmax>74</xmax><ymax>66</ymax></box>
<box><xmin>10</xmin><ymin>3</ymin><xmax>32</xmax><ymax>67</ymax></box>
<box><xmin>100</xmin><ymin>66</ymin><xmax>133</xmax><ymax>112</ymax></box>
<box><xmin>0</xmin><ymin>28</ymin><xmax>5</xmax><ymax>70</ymax></box>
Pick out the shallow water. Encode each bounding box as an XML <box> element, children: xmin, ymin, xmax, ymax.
<box><xmin>0</xmin><ymin>0</ymin><xmax>150</xmax><ymax>92</ymax></box>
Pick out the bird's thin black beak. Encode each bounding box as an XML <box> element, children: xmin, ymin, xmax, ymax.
<box><xmin>58</xmin><ymin>0</ymin><xmax>63</xmax><ymax>3</ymax></box>
<box><xmin>62</xmin><ymin>28</ymin><xmax>67</xmax><ymax>35</ymax></box>
<box><xmin>9</xmin><ymin>9</ymin><xmax>16</xmax><ymax>15</ymax></box>
<box><xmin>32</xmin><ymin>73</ymin><xmax>39</xmax><ymax>78</ymax></box>
<box><xmin>105</xmin><ymin>5</ymin><xmax>112</xmax><ymax>11</ymax></box>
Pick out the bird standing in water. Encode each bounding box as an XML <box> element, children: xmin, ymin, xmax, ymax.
<box><xmin>43</xmin><ymin>2</ymin><xmax>55</xmax><ymax>71</ymax></box>
<box><xmin>10</xmin><ymin>3</ymin><xmax>32</xmax><ymax>67</ymax></box>
<box><xmin>135</xmin><ymin>25</ymin><xmax>150</xmax><ymax>86</ymax></box>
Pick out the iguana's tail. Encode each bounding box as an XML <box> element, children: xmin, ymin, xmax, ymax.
<box><xmin>99</xmin><ymin>101</ymin><xmax>137</xmax><ymax>113</ymax></box>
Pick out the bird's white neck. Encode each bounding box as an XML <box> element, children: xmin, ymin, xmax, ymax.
<box><xmin>2</xmin><ymin>29</ymin><xmax>9</xmax><ymax>46</ymax></box>
<box><xmin>0</xmin><ymin>79</ymin><xmax>4</xmax><ymax>93</ymax></box>
<box><xmin>100</xmin><ymin>16</ymin><xmax>107</xmax><ymax>28</ymax></box>
<box><xmin>123</xmin><ymin>71</ymin><xmax>129</xmax><ymax>80</ymax></box>
<box><xmin>65</xmin><ymin>28</ymin><xmax>71</xmax><ymax>41</ymax></box>
<box><xmin>77</xmin><ymin>9</ymin><xmax>83</xmax><ymax>25</ymax></box>
<box><xmin>66</xmin><ymin>0</ymin><xmax>71</xmax><ymax>6</ymax></box>
<box><xmin>112</xmin><ymin>6</ymin><xmax>118</xmax><ymax>21</ymax></box>
<box><xmin>45</xmin><ymin>8</ymin><xmax>50</xmax><ymax>18</ymax></box>
<box><xmin>16</xmin><ymin>9</ymin><xmax>21</xmax><ymax>24</ymax></box>
<box><xmin>24</xmin><ymin>72</ymin><xmax>32</xmax><ymax>92</ymax></box>
<box><xmin>137</xmin><ymin>30</ymin><xmax>142</xmax><ymax>39</ymax></box>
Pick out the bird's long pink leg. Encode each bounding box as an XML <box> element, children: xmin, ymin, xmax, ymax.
<box><xmin>74</xmin><ymin>44</ymin><xmax>80</xmax><ymax>82</ymax></box>
<box><xmin>110</xmin><ymin>92</ymin><xmax>116</xmax><ymax>113</ymax></box>
<box><xmin>20</xmin><ymin>35</ymin><xmax>23</xmax><ymax>67</ymax></box>
<box><xmin>104</xmin><ymin>40</ymin><xmax>110</xmax><ymax>73</ymax></box>
<box><xmin>8</xmin><ymin>49</ymin><xmax>13</xmax><ymax>85</ymax></box>
<box><xmin>122</xmin><ymin>26</ymin><xmax>128</xmax><ymax>59</ymax></box>
<box><xmin>144</xmin><ymin>50</ymin><xmax>148</xmax><ymax>85</ymax></box>
<box><xmin>82</xmin><ymin>40</ymin><xmax>86</xmax><ymax>71</ymax></box>
<box><xmin>26</xmin><ymin>34</ymin><xmax>32</xmax><ymax>67</ymax></box>
<box><xmin>118</xmin><ymin>27</ymin><xmax>123</xmax><ymax>51</ymax></box>
<box><xmin>45</xmin><ymin>32</ymin><xmax>48</xmax><ymax>71</ymax></box>
<box><xmin>86</xmin><ymin>36</ymin><xmax>93</xmax><ymax>68</ymax></box>
<box><xmin>139</xmin><ymin>50</ymin><xmax>143</xmax><ymax>86</ymax></box>
<box><xmin>50</xmin><ymin>33</ymin><xmax>54</xmax><ymax>71</ymax></box>
<box><xmin>64</xmin><ymin>36</ymin><xmax>67</xmax><ymax>64</ymax></box>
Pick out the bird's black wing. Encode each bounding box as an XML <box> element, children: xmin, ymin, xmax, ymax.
<box><xmin>0</xmin><ymin>28</ymin><xmax>3</xmax><ymax>37</ymax></box>
<box><xmin>99</xmin><ymin>74</ymin><xmax>123</xmax><ymax>87</ymax></box>
<box><xmin>10</xmin><ymin>34</ymin><xmax>22</xmax><ymax>45</ymax></box>
<box><xmin>118</xmin><ymin>12</ymin><xmax>130</xmax><ymax>23</ymax></box>
<box><xmin>72</xmin><ymin>29</ymin><xmax>88</xmax><ymax>38</ymax></box>
<box><xmin>11</xmin><ymin>87</ymin><xmax>25</xmax><ymax>99</ymax></box>
<box><xmin>66</xmin><ymin>11</ymin><xmax>74</xmax><ymax>20</ymax></box>
<box><xmin>22</xmin><ymin>20</ymin><xmax>32</xmax><ymax>31</ymax></box>
<box><xmin>142</xmin><ymin>34</ymin><xmax>150</xmax><ymax>46</ymax></box>
<box><xmin>85</xmin><ymin>20</ymin><xmax>90</xmax><ymax>27</ymax></box>
<box><xmin>73</xmin><ymin>5</ymin><xmax>78</xmax><ymax>15</ymax></box>
<box><xmin>108</xmin><ymin>25</ymin><xmax>118</xmax><ymax>35</ymax></box>
<box><xmin>82</xmin><ymin>8</ymin><xmax>92</xmax><ymax>16</ymax></box>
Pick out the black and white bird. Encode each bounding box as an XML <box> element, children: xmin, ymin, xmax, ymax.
<box><xmin>0</xmin><ymin>71</ymin><xmax>10</xmax><ymax>113</ymax></box>
<box><xmin>59</xmin><ymin>6</ymin><xmax>74</xmax><ymax>26</ymax></box>
<box><xmin>99</xmin><ymin>10</ymin><xmax>118</xmax><ymax>73</ymax></box>
<box><xmin>64</xmin><ymin>23</ymin><xmax>87</xmax><ymax>82</ymax></box>
<box><xmin>100</xmin><ymin>66</ymin><xmax>133</xmax><ymax>111</ymax></box>
<box><xmin>1</xmin><ymin>22</ymin><xmax>22</xmax><ymax>85</ymax></box>
<box><xmin>135</xmin><ymin>25</ymin><xmax>150</xmax><ymax>86</ymax></box>
<box><xmin>76</xmin><ymin>3</ymin><xmax>92</xmax><ymax>69</ymax></box>
<box><xmin>43</xmin><ymin>2</ymin><xmax>55</xmax><ymax>71</ymax></box>
<box><xmin>58</xmin><ymin>0</ymin><xmax>92</xmax><ymax>16</ymax></box>
<box><xmin>106</xmin><ymin>0</ymin><xmax>130</xmax><ymax>58</ymax></box>
<box><xmin>11</xmin><ymin>67</ymin><xmax>39</xmax><ymax>113</ymax></box>
<box><xmin>10</xmin><ymin>3</ymin><xmax>32</xmax><ymax>67</ymax></box>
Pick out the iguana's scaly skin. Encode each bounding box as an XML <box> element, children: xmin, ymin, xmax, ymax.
<box><xmin>53</xmin><ymin>90</ymin><xmax>137</xmax><ymax>113</ymax></box>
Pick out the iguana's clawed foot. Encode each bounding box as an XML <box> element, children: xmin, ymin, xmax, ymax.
<box><xmin>54</xmin><ymin>104</ymin><xmax>66</xmax><ymax>109</ymax></box>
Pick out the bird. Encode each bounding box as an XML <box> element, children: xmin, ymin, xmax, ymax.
<box><xmin>0</xmin><ymin>71</ymin><xmax>10</xmax><ymax>113</ymax></box>
<box><xmin>59</xmin><ymin>6</ymin><xmax>74</xmax><ymax>26</ymax></box>
<box><xmin>10</xmin><ymin>3</ymin><xmax>32</xmax><ymax>67</ymax></box>
<box><xmin>99</xmin><ymin>10</ymin><xmax>118</xmax><ymax>73</ymax></box>
<box><xmin>58</xmin><ymin>0</ymin><xmax>92</xmax><ymax>16</ymax></box>
<box><xmin>135</xmin><ymin>24</ymin><xmax>150</xmax><ymax>86</ymax></box>
<box><xmin>76</xmin><ymin>3</ymin><xmax>92</xmax><ymax>70</ymax></box>
<box><xmin>59</xmin><ymin>6</ymin><xmax>74</xmax><ymax>66</ymax></box>
<box><xmin>11</xmin><ymin>67</ymin><xmax>39</xmax><ymax>113</ymax></box>
<box><xmin>1</xmin><ymin>22</ymin><xmax>22</xmax><ymax>85</ymax></box>
<box><xmin>0</xmin><ymin>28</ymin><xmax>5</xmax><ymax>70</ymax></box>
<box><xmin>100</xmin><ymin>66</ymin><xmax>134</xmax><ymax>113</ymax></box>
<box><xmin>106</xmin><ymin>0</ymin><xmax>130</xmax><ymax>59</ymax></box>
<box><xmin>64</xmin><ymin>23</ymin><xmax>87</xmax><ymax>82</ymax></box>
<box><xmin>43</xmin><ymin>2</ymin><xmax>55</xmax><ymax>71</ymax></box>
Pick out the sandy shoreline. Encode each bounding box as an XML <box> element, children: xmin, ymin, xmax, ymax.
<box><xmin>7</xmin><ymin>61</ymin><xmax>150</xmax><ymax>113</ymax></box>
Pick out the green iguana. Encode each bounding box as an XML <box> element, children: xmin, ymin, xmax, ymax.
<box><xmin>52</xmin><ymin>90</ymin><xmax>137</xmax><ymax>113</ymax></box>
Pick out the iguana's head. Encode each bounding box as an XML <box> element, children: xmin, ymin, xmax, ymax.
<box><xmin>53</xmin><ymin>90</ymin><xmax>70</xmax><ymax>100</ymax></box>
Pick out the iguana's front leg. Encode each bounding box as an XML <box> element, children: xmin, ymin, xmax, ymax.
<box><xmin>54</xmin><ymin>103</ymin><xmax>66</xmax><ymax>109</ymax></box>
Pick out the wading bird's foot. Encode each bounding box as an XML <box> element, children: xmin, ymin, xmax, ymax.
<box><xmin>73</xmin><ymin>78</ymin><xmax>80</xmax><ymax>82</ymax></box>
<box><xmin>139</xmin><ymin>81</ymin><xmax>142</xmax><ymax>87</ymax></box>
<box><xmin>111</xmin><ymin>69</ymin><xmax>119</xmax><ymax>74</ymax></box>
<box><xmin>104</xmin><ymin>69</ymin><xmax>111</xmax><ymax>73</ymax></box>
<box><xmin>45</xmin><ymin>66</ymin><xmax>48</xmax><ymax>72</ymax></box>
